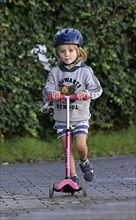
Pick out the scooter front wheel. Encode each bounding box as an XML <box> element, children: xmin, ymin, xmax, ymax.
<box><xmin>49</xmin><ymin>178</ymin><xmax>55</xmax><ymax>198</ymax></box>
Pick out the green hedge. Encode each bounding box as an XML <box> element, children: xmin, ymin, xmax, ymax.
<box><xmin>0</xmin><ymin>0</ymin><xmax>135</xmax><ymax>140</ymax></box>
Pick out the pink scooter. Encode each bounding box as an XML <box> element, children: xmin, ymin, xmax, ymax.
<box><xmin>48</xmin><ymin>94</ymin><xmax>87</xmax><ymax>198</ymax></box>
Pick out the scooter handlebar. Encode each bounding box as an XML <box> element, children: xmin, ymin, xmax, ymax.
<box><xmin>47</xmin><ymin>94</ymin><xmax>88</xmax><ymax>101</ymax></box>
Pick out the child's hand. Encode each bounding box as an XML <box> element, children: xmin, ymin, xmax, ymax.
<box><xmin>52</xmin><ymin>91</ymin><xmax>60</xmax><ymax>100</ymax></box>
<box><xmin>77</xmin><ymin>91</ymin><xmax>87</xmax><ymax>100</ymax></box>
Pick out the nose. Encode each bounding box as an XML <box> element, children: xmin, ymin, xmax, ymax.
<box><xmin>65</xmin><ymin>50</ymin><xmax>70</xmax><ymax>57</ymax></box>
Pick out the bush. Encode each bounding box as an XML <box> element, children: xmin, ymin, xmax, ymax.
<box><xmin>0</xmin><ymin>0</ymin><xmax>135</xmax><ymax>139</ymax></box>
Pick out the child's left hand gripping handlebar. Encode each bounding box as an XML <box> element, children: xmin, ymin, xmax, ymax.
<box><xmin>47</xmin><ymin>94</ymin><xmax>88</xmax><ymax>101</ymax></box>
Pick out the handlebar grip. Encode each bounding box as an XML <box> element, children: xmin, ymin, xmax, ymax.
<box><xmin>47</xmin><ymin>94</ymin><xmax>88</xmax><ymax>101</ymax></box>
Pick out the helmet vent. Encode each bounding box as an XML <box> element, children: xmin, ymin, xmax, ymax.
<box><xmin>65</xmin><ymin>29</ymin><xmax>69</xmax><ymax>34</ymax></box>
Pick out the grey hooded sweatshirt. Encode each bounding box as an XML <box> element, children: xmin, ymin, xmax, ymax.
<box><xmin>43</xmin><ymin>61</ymin><xmax>103</xmax><ymax>124</ymax></box>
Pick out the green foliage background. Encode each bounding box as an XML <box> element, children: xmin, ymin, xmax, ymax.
<box><xmin>0</xmin><ymin>0</ymin><xmax>136</xmax><ymax>139</ymax></box>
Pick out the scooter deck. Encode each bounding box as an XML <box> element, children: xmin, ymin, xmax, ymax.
<box><xmin>54</xmin><ymin>179</ymin><xmax>82</xmax><ymax>193</ymax></box>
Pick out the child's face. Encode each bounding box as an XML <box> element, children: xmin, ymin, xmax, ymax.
<box><xmin>57</xmin><ymin>45</ymin><xmax>78</xmax><ymax>65</ymax></box>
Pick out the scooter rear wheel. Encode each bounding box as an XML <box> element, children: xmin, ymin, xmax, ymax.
<box><xmin>82</xmin><ymin>178</ymin><xmax>87</xmax><ymax>197</ymax></box>
<box><xmin>49</xmin><ymin>178</ymin><xmax>55</xmax><ymax>198</ymax></box>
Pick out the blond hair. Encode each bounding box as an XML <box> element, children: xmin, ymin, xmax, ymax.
<box><xmin>56</xmin><ymin>45</ymin><xmax>87</xmax><ymax>62</ymax></box>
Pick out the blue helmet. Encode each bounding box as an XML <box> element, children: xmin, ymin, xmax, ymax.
<box><xmin>54</xmin><ymin>28</ymin><xmax>83</xmax><ymax>47</ymax></box>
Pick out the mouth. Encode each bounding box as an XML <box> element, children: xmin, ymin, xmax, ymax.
<box><xmin>65</xmin><ymin>59</ymin><xmax>71</xmax><ymax>62</ymax></box>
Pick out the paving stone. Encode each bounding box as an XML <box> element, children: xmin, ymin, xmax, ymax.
<box><xmin>0</xmin><ymin>156</ymin><xmax>136</xmax><ymax>220</ymax></box>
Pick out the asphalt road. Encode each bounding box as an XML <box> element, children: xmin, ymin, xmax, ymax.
<box><xmin>1</xmin><ymin>156</ymin><xmax>136</xmax><ymax>220</ymax></box>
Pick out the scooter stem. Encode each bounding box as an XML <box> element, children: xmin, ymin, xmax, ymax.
<box><xmin>65</xmin><ymin>96</ymin><xmax>71</xmax><ymax>178</ymax></box>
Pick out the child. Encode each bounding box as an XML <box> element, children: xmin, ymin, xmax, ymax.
<box><xmin>43</xmin><ymin>28</ymin><xmax>103</xmax><ymax>185</ymax></box>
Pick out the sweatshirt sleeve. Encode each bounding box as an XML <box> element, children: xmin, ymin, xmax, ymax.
<box><xmin>43</xmin><ymin>69</ymin><xmax>56</xmax><ymax>97</ymax></box>
<box><xmin>84</xmin><ymin>67</ymin><xmax>103</xmax><ymax>100</ymax></box>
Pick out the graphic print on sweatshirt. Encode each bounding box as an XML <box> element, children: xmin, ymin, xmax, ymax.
<box><xmin>59</xmin><ymin>77</ymin><xmax>81</xmax><ymax>95</ymax></box>
<box><xmin>57</xmin><ymin>77</ymin><xmax>81</xmax><ymax>110</ymax></box>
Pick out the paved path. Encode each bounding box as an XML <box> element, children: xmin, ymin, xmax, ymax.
<box><xmin>0</xmin><ymin>156</ymin><xmax>136</xmax><ymax>220</ymax></box>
